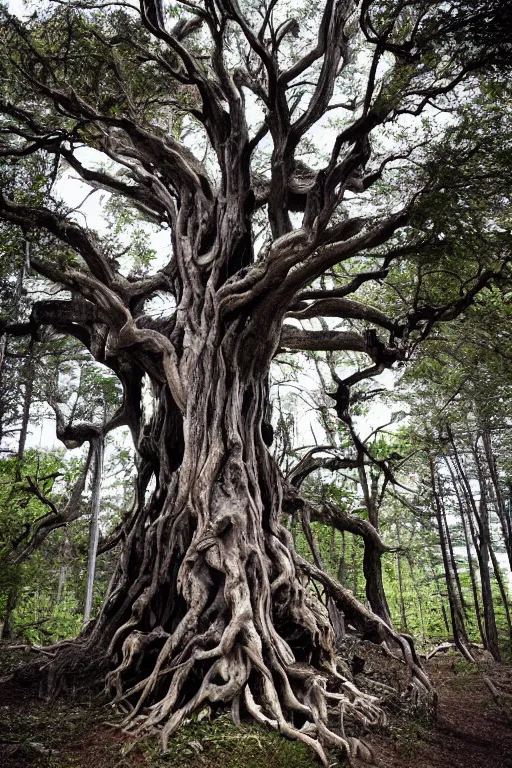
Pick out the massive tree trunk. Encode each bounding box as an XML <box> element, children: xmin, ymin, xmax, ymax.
<box><xmin>54</xmin><ymin>313</ymin><xmax>381</xmax><ymax>763</ymax></box>
<box><xmin>6</xmin><ymin>0</ymin><xmax>494</xmax><ymax>757</ymax></box>
<box><xmin>30</xmin><ymin>292</ymin><xmax>431</xmax><ymax>763</ymax></box>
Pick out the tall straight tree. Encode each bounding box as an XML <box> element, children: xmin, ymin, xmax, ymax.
<box><xmin>0</xmin><ymin>0</ymin><xmax>511</xmax><ymax>762</ymax></box>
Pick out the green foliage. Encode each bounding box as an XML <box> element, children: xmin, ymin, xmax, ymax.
<box><xmin>137</xmin><ymin>713</ymin><xmax>315</xmax><ymax>768</ymax></box>
<box><xmin>0</xmin><ymin>450</ymin><xmax>66</xmax><ymax>560</ymax></box>
<box><xmin>0</xmin><ymin>444</ymin><xmax>129</xmax><ymax>643</ymax></box>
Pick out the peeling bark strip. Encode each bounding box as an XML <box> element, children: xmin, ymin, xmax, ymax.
<box><xmin>0</xmin><ymin>0</ymin><xmax>509</xmax><ymax>762</ymax></box>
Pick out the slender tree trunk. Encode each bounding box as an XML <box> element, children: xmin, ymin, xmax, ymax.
<box><xmin>482</xmin><ymin>428</ymin><xmax>512</xmax><ymax>572</ymax></box>
<box><xmin>447</xmin><ymin>428</ymin><xmax>501</xmax><ymax>661</ymax></box>
<box><xmin>300</xmin><ymin>508</ymin><xmax>345</xmax><ymax>644</ymax></box>
<box><xmin>467</xmin><ymin>489</ymin><xmax>493</xmax><ymax>650</ymax></box>
<box><xmin>395</xmin><ymin>551</ymin><xmax>408</xmax><ymax>632</ymax></box>
<box><xmin>0</xmin><ymin>587</ymin><xmax>18</xmax><ymax>640</ymax></box>
<box><xmin>444</xmin><ymin>457</ymin><xmax>486</xmax><ymax>645</ymax></box>
<box><xmin>329</xmin><ymin>526</ymin><xmax>336</xmax><ymax>573</ymax></box>
<box><xmin>14</xmin><ymin>242</ymin><xmax>33</xmax><ymax>470</ymax></box>
<box><xmin>488</xmin><ymin>542</ymin><xmax>512</xmax><ymax>651</ymax></box>
<box><xmin>338</xmin><ymin>530</ymin><xmax>346</xmax><ymax>584</ymax></box>
<box><xmin>352</xmin><ymin>538</ymin><xmax>359</xmax><ymax>598</ymax></box>
<box><xmin>394</xmin><ymin>522</ymin><xmax>408</xmax><ymax>632</ymax></box>
<box><xmin>56</xmin><ymin>529</ymin><xmax>72</xmax><ymax>605</ymax></box>
<box><xmin>460</xmin><ymin>506</ymin><xmax>486</xmax><ymax>645</ymax></box>
<box><xmin>441</xmin><ymin>490</ymin><xmax>467</xmax><ymax>617</ymax></box>
<box><xmin>16</xmin><ymin>338</ymin><xmax>35</xmax><ymax>471</ymax></box>
<box><xmin>3</xmin><ymin>321</ymin><xmax>36</xmax><ymax>635</ymax></box>
<box><xmin>426</xmin><ymin>547</ymin><xmax>450</xmax><ymax>635</ymax></box>
<box><xmin>56</xmin><ymin>565</ymin><xmax>67</xmax><ymax>605</ymax></box>
<box><xmin>0</xmin><ymin>334</ymin><xmax>5</xmax><ymax>373</ymax></box>
<box><xmin>0</xmin><ymin>332</ymin><xmax>6</xmax><ymax>444</ymax></box>
<box><xmin>363</xmin><ymin>544</ymin><xmax>392</xmax><ymax>626</ymax></box>
<box><xmin>472</xmin><ymin>441</ymin><xmax>502</xmax><ymax>661</ymax></box>
<box><xmin>475</xmin><ymin>510</ymin><xmax>501</xmax><ymax>660</ymax></box>
<box><xmin>430</xmin><ymin>458</ymin><xmax>474</xmax><ymax>661</ymax></box>
<box><xmin>83</xmin><ymin>436</ymin><xmax>104</xmax><ymax>626</ymax></box>
<box><xmin>406</xmin><ymin>554</ymin><xmax>425</xmax><ymax>643</ymax></box>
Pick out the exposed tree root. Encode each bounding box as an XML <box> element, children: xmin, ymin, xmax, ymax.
<box><xmin>12</xmin><ymin>521</ymin><xmax>433</xmax><ymax>767</ymax></box>
<box><xmin>105</xmin><ymin>634</ymin><xmax>386</xmax><ymax>766</ymax></box>
<box><xmin>10</xmin><ymin>479</ymin><xmax>433</xmax><ymax>768</ymax></box>
<box><xmin>296</xmin><ymin>555</ymin><xmax>433</xmax><ymax>700</ymax></box>
<box><xmin>75</xmin><ymin>522</ymin><xmax>430</xmax><ymax>767</ymax></box>
<box><xmin>18</xmin><ymin>460</ymin><xmax>433</xmax><ymax>768</ymax></box>
<box><xmin>96</xmin><ymin>533</ymin><xmax>389</xmax><ymax>765</ymax></box>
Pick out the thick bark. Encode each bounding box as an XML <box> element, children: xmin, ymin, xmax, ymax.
<box><xmin>26</xmin><ymin>303</ymin><xmax>431</xmax><ymax>763</ymax></box>
<box><xmin>0</xmin><ymin>2</ymin><xmax>460</xmax><ymax>755</ymax></box>
<box><xmin>53</xmin><ymin>320</ymin><xmax>388</xmax><ymax>765</ymax></box>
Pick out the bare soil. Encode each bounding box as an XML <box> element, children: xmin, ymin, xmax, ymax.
<box><xmin>369</xmin><ymin>655</ymin><xmax>512</xmax><ymax>768</ymax></box>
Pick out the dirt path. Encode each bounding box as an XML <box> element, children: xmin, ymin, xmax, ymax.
<box><xmin>370</xmin><ymin>657</ymin><xmax>512</xmax><ymax>768</ymax></box>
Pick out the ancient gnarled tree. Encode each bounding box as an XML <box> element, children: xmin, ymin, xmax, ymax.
<box><xmin>0</xmin><ymin>0</ymin><xmax>511</xmax><ymax>762</ymax></box>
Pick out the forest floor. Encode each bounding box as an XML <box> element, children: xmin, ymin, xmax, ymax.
<box><xmin>370</xmin><ymin>655</ymin><xmax>512</xmax><ymax>768</ymax></box>
<box><xmin>0</xmin><ymin>646</ymin><xmax>511</xmax><ymax>768</ymax></box>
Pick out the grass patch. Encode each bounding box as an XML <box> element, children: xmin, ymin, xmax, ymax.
<box><xmin>130</xmin><ymin>712</ymin><xmax>318</xmax><ymax>768</ymax></box>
